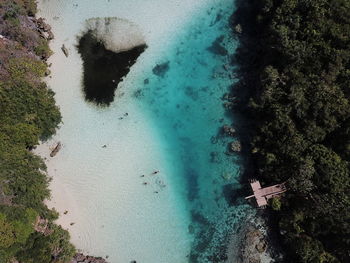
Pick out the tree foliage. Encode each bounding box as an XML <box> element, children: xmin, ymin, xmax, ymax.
<box><xmin>0</xmin><ymin>1</ymin><xmax>75</xmax><ymax>262</ymax></box>
<box><xmin>233</xmin><ymin>0</ymin><xmax>350</xmax><ymax>262</ymax></box>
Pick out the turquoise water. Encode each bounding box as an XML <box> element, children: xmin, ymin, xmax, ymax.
<box><xmin>37</xmin><ymin>0</ymin><xmax>254</xmax><ymax>261</ymax></box>
<box><xmin>132</xmin><ymin>1</ymin><xmax>251</xmax><ymax>261</ymax></box>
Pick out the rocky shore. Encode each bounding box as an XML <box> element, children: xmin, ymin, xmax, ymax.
<box><xmin>70</xmin><ymin>253</ymin><xmax>108</xmax><ymax>263</ymax></box>
<box><xmin>226</xmin><ymin>215</ymin><xmax>283</xmax><ymax>263</ymax></box>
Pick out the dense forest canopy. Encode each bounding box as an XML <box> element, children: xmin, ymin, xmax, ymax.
<box><xmin>0</xmin><ymin>1</ymin><xmax>75</xmax><ymax>262</ymax></box>
<box><xmin>233</xmin><ymin>0</ymin><xmax>350</xmax><ymax>262</ymax></box>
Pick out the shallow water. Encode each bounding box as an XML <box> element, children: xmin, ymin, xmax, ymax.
<box><xmin>37</xmin><ymin>0</ymin><xmax>252</xmax><ymax>262</ymax></box>
<box><xmin>131</xmin><ymin>2</ymin><xmax>251</xmax><ymax>261</ymax></box>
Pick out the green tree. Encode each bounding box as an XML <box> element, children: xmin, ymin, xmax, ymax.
<box><xmin>0</xmin><ymin>213</ymin><xmax>15</xmax><ymax>249</ymax></box>
<box><xmin>270</xmin><ymin>197</ymin><xmax>282</xmax><ymax>211</ymax></box>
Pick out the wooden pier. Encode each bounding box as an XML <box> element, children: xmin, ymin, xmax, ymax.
<box><xmin>245</xmin><ymin>180</ymin><xmax>287</xmax><ymax>208</ymax></box>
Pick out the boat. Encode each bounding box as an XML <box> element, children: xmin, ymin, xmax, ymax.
<box><xmin>50</xmin><ymin>142</ymin><xmax>62</xmax><ymax>157</ymax></box>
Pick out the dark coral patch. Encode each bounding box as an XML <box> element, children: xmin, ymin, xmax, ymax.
<box><xmin>207</xmin><ymin>35</ymin><xmax>228</xmax><ymax>56</ymax></box>
<box><xmin>77</xmin><ymin>31</ymin><xmax>146</xmax><ymax>105</ymax></box>
<box><xmin>152</xmin><ymin>61</ymin><xmax>170</xmax><ymax>77</ymax></box>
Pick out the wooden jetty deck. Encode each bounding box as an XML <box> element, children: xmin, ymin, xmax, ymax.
<box><xmin>245</xmin><ymin>180</ymin><xmax>287</xmax><ymax>207</ymax></box>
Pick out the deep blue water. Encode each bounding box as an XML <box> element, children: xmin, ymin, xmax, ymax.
<box><xmin>133</xmin><ymin>1</ymin><xmax>252</xmax><ymax>261</ymax></box>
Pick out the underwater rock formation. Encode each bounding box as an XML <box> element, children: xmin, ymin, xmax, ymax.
<box><xmin>152</xmin><ymin>61</ymin><xmax>170</xmax><ymax>77</ymax></box>
<box><xmin>77</xmin><ymin>17</ymin><xmax>147</xmax><ymax>105</ymax></box>
<box><xmin>70</xmin><ymin>253</ymin><xmax>108</xmax><ymax>263</ymax></box>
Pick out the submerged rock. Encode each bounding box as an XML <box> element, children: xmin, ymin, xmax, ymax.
<box><xmin>152</xmin><ymin>61</ymin><xmax>170</xmax><ymax>77</ymax></box>
<box><xmin>222</xmin><ymin>93</ymin><xmax>237</xmax><ymax>102</ymax></box>
<box><xmin>230</xmin><ymin>141</ymin><xmax>241</xmax><ymax>152</ymax></box>
<box><xmin>221</xmin><ymin>171</ymin><xmax>232</xmax><ymax>181</ymax></box>
<box><xmin>185</xmin><ymin>86</ymin><xmax>199</xmax><ymax>101</ymax></box>
<box><xmin>188</xmin><ymin>224</ymin><xmax>195</xmax><ymax>234</ymax></box>
<box><xmin>207</xmin><ymin>35</ymin><xmax>228</xmax><ymax>56</ymax></box>
<box><xmin>210</xmin><ymin>135</ymin><xmax>219</xmax><ymax>144</ymax></box>
<box><xmin>133</xmin><ymin>89</ymin><xmax>144</xmax><ymax>98</ymax></box>
<box><xmin>222</xmin><ymin>125</ymin><xmax>236</xmax><ymax>136</ymax></box>
<box><xmin>234</xmin><ymin>23</ymin><xmax>242</xmax><ymax>34</ymax></box>
<box><xmin>223</xmin><ymin>101</ymin><xmax>234</xmax><ymax>109</ymax></box>
<box><xmin>210</xmin><ymin>151</ymin><xmax>220</xmax><ymax>163</ymax></box>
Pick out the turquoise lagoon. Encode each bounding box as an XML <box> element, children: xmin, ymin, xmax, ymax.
<box><xmin>37</xmin><ymin>0</ymin><xmax>253</xmax><ymax>262</ymax></box>
<box><xmin>127</xmin><ymin>1</ymin><xmax>251</xmax><ymax>261</ymax></box>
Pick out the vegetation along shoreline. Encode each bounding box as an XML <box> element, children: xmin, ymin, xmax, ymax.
<box><xmin>231</xmin><ymin>0</ymin><xmax>350</xmax><ymax>262</ymax></box>
<box><xmin>1</xmin><ymin>0</ymin><xmax>349</xmax><ymax>262</ymax></box>
<box><xmin>0</xmin><ymin>1</ymin><xmax>107</xmax><ymax>262</ymax></box>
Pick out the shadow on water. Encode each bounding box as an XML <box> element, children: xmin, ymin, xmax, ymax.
<box><xmin>77</xmin><ymin>30</ymin><xmax>146</xmax><ymax>106</ymax></box>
